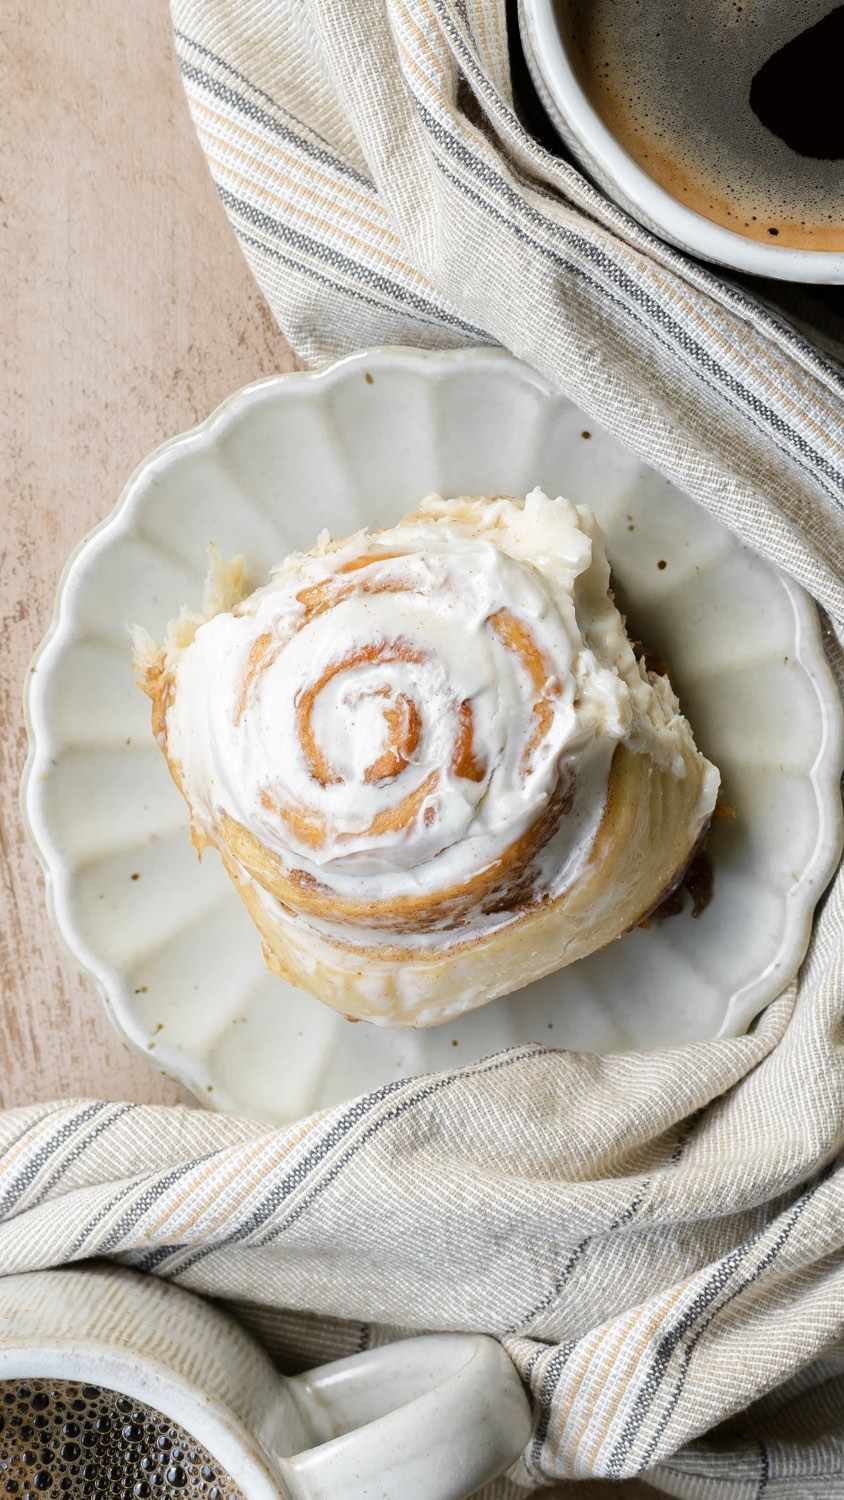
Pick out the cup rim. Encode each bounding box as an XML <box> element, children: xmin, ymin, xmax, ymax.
<box><xmin>521</xmin><ymin>0</ymin><xmax>844</xmax><ymax>282</ymax></box>
<box><xmin>0</xmin><ymin>1342</ymin><xmax>282</xmax><ymax>1499</ymax></box>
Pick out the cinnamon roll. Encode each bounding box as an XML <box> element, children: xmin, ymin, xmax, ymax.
<box><xmin>134</xmin><ymin>490</ymin><xmax>719</xmax><ymax>1026</ymax></box>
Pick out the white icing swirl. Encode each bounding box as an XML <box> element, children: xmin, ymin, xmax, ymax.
<box><xmin>165</xmin><ymin>490</ymin><xmax>698</xmax><ymax>946</ymax></box>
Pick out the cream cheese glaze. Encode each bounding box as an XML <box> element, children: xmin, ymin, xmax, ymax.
<box><xmin>138</xmin><ymin>489</ymin><xmax>719</xmax><ymax>1024</ymax></box>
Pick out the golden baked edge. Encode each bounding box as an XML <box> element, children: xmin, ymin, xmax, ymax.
<box><xmin>133</xmin><ymin>510</ymin><xmax>718</xmax><ymax>1028</ymax></box>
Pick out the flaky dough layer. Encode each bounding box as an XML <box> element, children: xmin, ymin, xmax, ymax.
<box><xmin>135</xmin><ymin>490</ymin><xmax>719</xmax><ymax>1026</ymax></box>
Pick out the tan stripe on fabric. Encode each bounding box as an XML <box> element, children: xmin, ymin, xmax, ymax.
<box><xmin>390</xmin><ymin>0</ymin><xmax>454</xmax><ymax>92</ymax></box>
<box><xmin>140</xmin><ymin>1141</ymin><xmax>280</xmax><ymax>1242</ymax></box>
<box><xmin>582</xmin><ymin>1281</ymin><xmax>695</xmax><ymax>1471</ymax></box>
<box><xmin>202</xmin><ymin>145</ymin><xmax>432</xmax><ymax>281</ymax></box>
<box><xmin>191</xmin><ymin>95</ymin><xmax>404</xmax><ymax>243</ymax></box>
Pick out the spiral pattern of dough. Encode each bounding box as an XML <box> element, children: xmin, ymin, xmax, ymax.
<box><xmin>137</xmin><ymin>490</ymin><xmax>719</xmax><ymax>1025</ymax></box>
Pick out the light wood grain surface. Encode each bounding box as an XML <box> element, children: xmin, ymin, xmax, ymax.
<box><xmin>1</xmin><ymin>0</ymin><xmax>296</xmax><ymax>1109</ymax></box>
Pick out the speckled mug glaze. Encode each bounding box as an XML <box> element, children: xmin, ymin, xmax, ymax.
<box><xmin>0</xmin><ymin>1265</ymin><xmax>531</xmax><ymax>1500</ymax></box>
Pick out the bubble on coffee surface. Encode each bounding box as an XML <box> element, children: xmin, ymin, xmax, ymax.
<box><xmin>559</xmin><ymin>0</ymin><xmax>844</xmax><ymax>250</ymax></box>
<box><xmin>0</xmin><ymin>1380</ymin><xmax>245</xmax><ymax>1500</ymax></box>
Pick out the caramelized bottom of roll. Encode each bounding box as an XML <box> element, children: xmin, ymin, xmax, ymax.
<box><xmin>222</xmin><ymin>743</ymin><xmax>708</xmax><ymax>1026</ymax></box>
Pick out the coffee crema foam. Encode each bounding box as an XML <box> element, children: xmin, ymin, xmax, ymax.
<box><xmin>559</xmin><ymin>0</ymin><xmax>844</xmax><ymax>250</ymax></box>
<box><xmin>0</xmin><ymin>1379</ymin><xmax>244</xmax><ymax>1500</ymax></box>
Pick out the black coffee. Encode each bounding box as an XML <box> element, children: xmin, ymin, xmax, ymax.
<box><xmin>0</xmin><ymin>1379</ymin><xmax>245</xmax><ymax>1500</ymax></box>
<box><xmin>750</xmin><ymin>6</ymin><xmax>844</xmax><ymax>161</ymax></box>
<box><xmin>559</xmin><ymin>0</ymin><xmax>844</xmax><ymax>250</ymax></box>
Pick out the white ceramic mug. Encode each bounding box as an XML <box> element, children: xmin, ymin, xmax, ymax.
<box><xmin>519</xmin><ymin>0</ymin><xmax>844</xmax><ymax>282</ymax></box>
<box><xmin>0</xmin><ymin>1265</ymin><xmax>531</xmax><ymax>1499</ymax></box>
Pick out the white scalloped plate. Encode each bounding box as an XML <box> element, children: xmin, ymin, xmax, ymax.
<box><xmin>24</xmin><ymin>348</ymin><xmax>843</xmax><ymax>1123</ymax></box>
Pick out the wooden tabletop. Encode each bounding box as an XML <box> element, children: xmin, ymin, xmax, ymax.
<box><xmin>1</xmin><ymin>0</ymin><xmax>296</xmax><ymax>1110</ymax></box>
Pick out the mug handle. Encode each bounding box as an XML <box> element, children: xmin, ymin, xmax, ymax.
<box><xmin>283</xmin><ymin>1332</ymin><xmax>531</xmax><ymax>1500</ymax></box>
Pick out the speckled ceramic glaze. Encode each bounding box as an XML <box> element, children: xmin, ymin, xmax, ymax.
<box><xmin>23</xmin><ymin>348</ymin><xmax>844</xmax><ymax>1122</ymax></box>
<box><xmin>0</xmin><ymin>1265</ymin><xmax>530</xmax><ymax>1500</ymax></box>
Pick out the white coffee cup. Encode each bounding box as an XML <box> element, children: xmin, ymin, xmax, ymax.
<box><xmin>519</xmin><ymin>0</ymin><xmax>844</xmax><ymax>282</ymax></box>
<box><xmin>0</xmin><ymin>1265</ymin><xmax>531</xmax><ymax>1499</ymax></box>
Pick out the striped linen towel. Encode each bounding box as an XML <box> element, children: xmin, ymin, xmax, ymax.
<box><xmin>4</xmin><ymin>0</ymin><xmax>843</xmax><ymax>1495</ymax></box>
